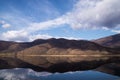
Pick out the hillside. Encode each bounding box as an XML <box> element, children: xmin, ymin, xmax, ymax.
<box><xmin>93</xmin><ymin>34</ymin><xmax>120</xmax><ymax>48</ymax></box>
<box><xmin>0</xmin><ymin>38</ymin><xmax>117</xmax><ymax>55</ymax></box>
<box><xmin>18</xmin><ymin>38</ymin><xmax>112</xmax><ymax>56</ymax></box>
<box><xmin>0</xmin><ymin>41</ymin><xmax>31</xmax><ymax>53</ymax></box>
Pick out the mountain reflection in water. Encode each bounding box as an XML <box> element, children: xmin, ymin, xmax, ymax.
<box><xmin>0</xmin><ymin>55</ymin><xmax>120</xmax><ymax>80</ymax></box>
<box><xmin>0</xmin><ymin>68</ymin><xmax>119</xmax><ymax>80</ymax></box>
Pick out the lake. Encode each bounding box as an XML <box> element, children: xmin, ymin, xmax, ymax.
<box><xmin>0</xmin><ymin>68</ymin><xmax>119</xmax><ymax>80</ymax></box>
<box><xmin>0</xmin><ymin>55</ymin><xmax>120</xmax><ymax>80</ymax></box>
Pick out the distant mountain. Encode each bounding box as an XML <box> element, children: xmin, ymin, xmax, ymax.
<box><xmin>93</xmin><ymin>34</ymin><xmax>120</xmax><ymax>49</ymax></box>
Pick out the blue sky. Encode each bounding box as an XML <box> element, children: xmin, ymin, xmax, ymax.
<box><xmin>0</xmin><ymin>0</ymin><xmax>120</xmax><ymax>42</ymax></box>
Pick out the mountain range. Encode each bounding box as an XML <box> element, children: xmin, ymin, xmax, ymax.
<box><xmin>0</xmin><ymin>34</ymin><xmax>120</xmax><ymax>55</ymax></box>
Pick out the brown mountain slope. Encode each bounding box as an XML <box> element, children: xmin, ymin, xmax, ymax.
<box><xmin>0</xmin><ymin>38</ymin><xmax>53</xmax><ymax>53</ymax></box>
<box><xmin>0</xmin><ymin>38</ymin><xmax>117</xmax><ymax>55</ymax></box>
<box><xmin>0</xmin><ymin>41</ymin><xmax>31</xmax><ymax>53</ymax></box>
<box><xmin>18</xmin><ymin>38</ymin><xmax>115</xmax><ymax>56</ymax></box>
<box><xmin>0</xmin><ymin>39</ymin><xmax>49</xmax><ymax>53</ymax></box>
<box><xmin>93</xmin><ymin>34</ymin><xmax>120</xmax><ymax>48</ymax></box>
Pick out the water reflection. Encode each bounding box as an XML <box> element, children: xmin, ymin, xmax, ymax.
<box><xmin>0</xmin><ymin>68</ymin><xmax>119</xmax><ymax>80</ymax></box>
<box><xmin>0</xmin><ymin>55</ymin><xmax>120</xmax><ymax>77</ymax></box>
<box><xmin>18</xmin><ymin>55</ymin><xmax>111</xmax><ymax>67</ymax></box>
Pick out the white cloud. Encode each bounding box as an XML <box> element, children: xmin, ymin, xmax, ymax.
<box><xmin>0</xmin><ymin>20</ymin><xmax>11</xmax><ymax>28</ymax></box>
<box><xmin>1</xmin><ymin>30</ymin><xmax>29</xmax><ymax>42</ymax></box>
<box><xmin>28</xmin><ymin>17</ymin><xmax>67</xmax><ymax>31</ymax></box>
<box><xmin>27</xmin><ymin>0</ymin><xmax>120</xmax><ymax>32</ymax></box>
<box><xmin>111</xmin><ymin>30</ymin><xmax>120</xmax><ymax>33</ymax></box>
<box><xmin>1</xmin><ymin>0</ymin><xmax>120</xmax><ymax>42</ymax></box>
<box><xmin>0</xmin><ymin>68</ymin><xmax>52</xmax><ymax>80</ymax></box>
<box><xmin>1</xmin><ymin>0</ymin><xmax>120</xmax><ymax>31</ymax></box>
<box><xmin>66</xmin><ymin>0</ymin><xmax>120</xmax><ymax>29</ymax></box>
<box><xmin>0</xmin><ymin>20</ymin><xmax>5</xmax><ymax>24</ymax></box>
<box><xmin>1</xmin><ymin>30</ymin><xmax>52</xmax><ymax>42</ymax></box>
<box><xmin>2</xmin><ymin>23</ymin><xmax>11</xmax><ymax>28</ymax></box>
<box><xmin>29</xmin><ymin>34</ymin><xmax>52</xmax><ymax>41</ymax></box>
<box><xmin>1</xmin><ymin>29</ymin><xmax>83</xmax><ymax>42</ymax></box>
<box><xmin>54</xmin><ymin>36</ymin><xmax>82</xmax><ymax>40</ymax></box>
<box><xmin>102</xmin><ymin>27</ymin><xmax>109</xmax><ymax>30</ymax></box>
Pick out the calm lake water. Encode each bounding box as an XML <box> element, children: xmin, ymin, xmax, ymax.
<box><xmin>0</xmin><ymin>68</ymin><xmax>119</xmax><ymax>80</ymax></box>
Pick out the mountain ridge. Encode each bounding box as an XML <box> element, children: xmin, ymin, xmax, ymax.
<box><xmin>0</xmin><ymin>34</ymin><xmax>120</xmax><ymax>55</ymax></box>
<box><xmin>93</xmin><ymin>34</ymin><xmax>120</xmax><ymax>49</ymax></box>
<box><xmin>0</xmin><ymin>38</ymin><xmax>111</xmax><ymax>52</ymax></box>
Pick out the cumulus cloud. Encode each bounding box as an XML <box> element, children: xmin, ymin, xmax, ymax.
<box><xmin>68</xmin><ymin>0</ymin><xmax>120</xmax><ymax>29</ymax></box>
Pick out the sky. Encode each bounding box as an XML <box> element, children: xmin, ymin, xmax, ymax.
<box><xmin>0</xmin><ymin>0</ymin><xmax>120</xmax><ymax>42</ymax></box>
